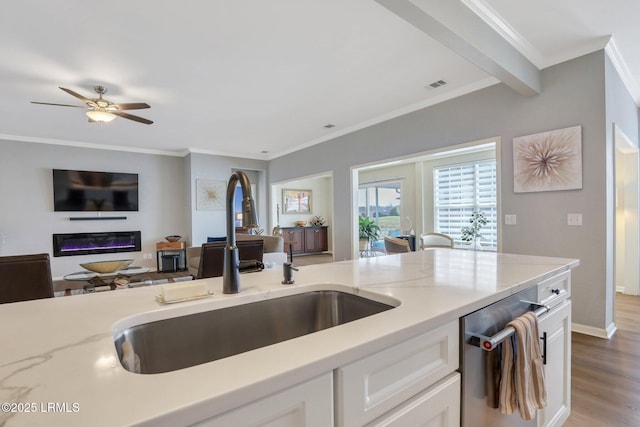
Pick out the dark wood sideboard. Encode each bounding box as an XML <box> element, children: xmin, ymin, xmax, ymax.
<box><xmin>281</xmin><ymin>226</ymin><xmax>328</xmax><ymax>255</ymax></box>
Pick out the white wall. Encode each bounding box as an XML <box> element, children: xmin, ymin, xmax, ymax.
<box><xmin>0</xmin><ymin>139</ymin><xmax>189</xmax><ymax>277</ymax></box>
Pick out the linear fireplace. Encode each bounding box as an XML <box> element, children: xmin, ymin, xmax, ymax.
<box><xmin>53</xmin><ymin>231</ymin><xmax>141</xmax><ymax>257</ymax></box>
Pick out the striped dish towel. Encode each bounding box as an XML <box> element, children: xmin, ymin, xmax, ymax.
<box><xmin>498</xmin><ymin>311</ymin><xmax>547</xmax><ymax>420</ymax></box>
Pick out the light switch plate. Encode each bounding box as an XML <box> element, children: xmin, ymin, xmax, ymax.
<box><xmin>568</xmin><ymin>213</ymin><xmax>583</xmax><ymax>226</ymax></box>
<box><xmin>505</xmin><ymin>214</ymin><xmax>517</xmax><ymax>225</ymax></box>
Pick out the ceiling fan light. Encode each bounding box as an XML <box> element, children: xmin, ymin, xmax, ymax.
<box><xmin>86</xmin><ymin>110</ymin><xmax>116</xmax><ymax>122</ymax></box>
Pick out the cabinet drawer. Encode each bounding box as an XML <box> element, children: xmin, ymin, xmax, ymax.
<box><xmin>538</xmin><ymin>270</ymin><xmax>571</xmax><ymax>307</ymax></box>
<box><xmin>335</xmin><ymin>320</ymin><xmax>459</xmax><ymax>427</ymax></box>
<box><xmin>194</xmin><ymin>373</ymin><xmax>333</xmax><ymax>427</ymax></box>
<box><xmin>366</xmin><ymin>372</ymin><xmax>460</xmax><ymax>427</ymax></box>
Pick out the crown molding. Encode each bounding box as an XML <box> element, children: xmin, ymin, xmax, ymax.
<box><xmin>605</xmin><ymin>37</ymin><xmax>640</xmax><ymax>107</ymax></box>
<box><xmin>461</xmin><ymin>0</ymin><xmax>545</xmax><ymax>67</ymax></box>
<box><xmin>0</xmin><ymin>133</ymin><xmax>189</xmax><ymax>157</ymax></box>
<box><xmin>462</xmin><ymin>0</ymin><xmax>611</xmax><ymax>71</ymax></box>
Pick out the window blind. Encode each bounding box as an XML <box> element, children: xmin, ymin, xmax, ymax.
<box><xmin>434</xmin><ymin>160</ymin><xmax>497</xmax><ymax>250</ymax></box>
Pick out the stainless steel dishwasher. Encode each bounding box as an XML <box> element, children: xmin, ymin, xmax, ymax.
<box><xmin>460</xmin><ymin>286</ymin><xmax>548</xmax><ymax>427</ymax></box>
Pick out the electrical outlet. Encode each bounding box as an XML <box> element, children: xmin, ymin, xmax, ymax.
<box><xmin>504</xmin><ymin>214</ymin><xmax>517</xmax><ymax>225</ymax></box>
<box><xmin>143</xmin><ymin>253</ymin><xmax>153</xmax><ymax>260</ymax></box>
<box><xmin>568</xmin><ymin>213</ymin><xmax>583</xmax><ymax>226</ymax></box>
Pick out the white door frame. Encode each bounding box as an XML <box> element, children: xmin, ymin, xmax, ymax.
<box><xmin>614</xmin><ymin>125</ymin><xmax>639</xmax><ymax>295</ymax></box>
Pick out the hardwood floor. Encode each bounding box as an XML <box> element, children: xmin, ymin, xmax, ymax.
<box><xmin>565</xmin><ymin>293</ymin><xmax>640</xmax><ymax>426</ymax></box>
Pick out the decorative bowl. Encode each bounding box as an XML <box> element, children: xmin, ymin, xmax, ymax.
<box><xmin>295</xmin><ymin>221</ymin><xmax>307</xmax><ymax>227</ymax></box>
<box><xmin>80</xmin><ymin>259</ymin><xmax>134</xmax><ymax>274</ymax></box>
<box><xmin>165</xmin><ymin>235</ymin><xmax>182</xmax><ymax>242</ymax></box>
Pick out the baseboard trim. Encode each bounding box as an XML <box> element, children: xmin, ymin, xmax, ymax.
<box><xmin>572</xmin><ymin>322</ymin><xmax>618</xmax><ymax>339</ymax></box>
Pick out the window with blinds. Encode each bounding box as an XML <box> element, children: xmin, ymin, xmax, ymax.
<box><xmin>433</xmin><ymin>160</ymin><xmax>497</xmax><ymax>250</ymax></box>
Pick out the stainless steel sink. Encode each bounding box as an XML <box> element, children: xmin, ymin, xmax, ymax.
<box><xmin>114</xmin><ymin>290</ymin><xmax>396</xmax><ymax>374</ymax></box>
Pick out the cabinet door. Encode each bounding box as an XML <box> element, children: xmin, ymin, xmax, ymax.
<box><xmin>304</xmin><ymin>227</ymin><xmax>328</xmax><ymax>253</ymax></box>
<box><xmin>538</xmin><ymin>300</ymin><xmax>571</xmax><ymax>427</ymax></box>
<box><xmin>193</xmin><ymin>373</ymin><xmax>333</xmax><ymax>427</ymax></box>
<box><xmin>283</xmin><ymin>228</ymin><xmax>305</xmax><ymax>254</ymax></box>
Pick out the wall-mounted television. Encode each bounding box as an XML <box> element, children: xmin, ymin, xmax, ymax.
<box><xmin>53</xmin><ymin>169</ymin><xmax>139</xmax><ymax>212</ymax></box>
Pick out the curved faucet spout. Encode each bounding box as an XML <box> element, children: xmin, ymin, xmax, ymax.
<box><xmin>223</xmin><ymin>171</ymin><xmax>258</xmax><ymax>294</ymax></box>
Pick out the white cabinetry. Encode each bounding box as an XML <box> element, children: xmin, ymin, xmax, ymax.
<box><xmin>538</xmin><ymin>300</ymin><xmax>571</xmax><ymax>427</ymax></box>
<box><xmin>335</xmin><ymin>320</ymin><xmax>459</xmax><ymax>426</ymax></box>
<box><xmin>194</xmin><ymin>373</ymin><xmax>333</xmax><ymax>427</ymax></box>
<box><xmin>367</xmin><ymin>372</ymin><xmax>460</xmax><ymax>427</ymax></box>
<box><xmin>195</xmin><ymin>321</ymin><xmax>459</xmax><ymax>427</ymax></box>
<box><xmin>535</xmin><ymin>270</ymin><xmax>572</xmax><ymax>427</ymax></box>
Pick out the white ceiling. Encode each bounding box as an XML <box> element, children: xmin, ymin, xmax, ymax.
<box><xmin>1</xmin><ymin>0</ymin><xmax>638</xmax><ymax>159</ymax></box>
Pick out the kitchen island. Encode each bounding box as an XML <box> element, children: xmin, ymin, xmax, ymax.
<box><xmin>0</xmin><ymin>249</ymin><xmax>578</xmax><ymax>426</ymax></box>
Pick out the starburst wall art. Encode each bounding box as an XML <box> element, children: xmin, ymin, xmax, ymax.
<box><xmin>196</xmin><ymin>179</ymin><xmax>226</xmax><ymax>211</ymax></box>
<box><xmin>513</xmin><ymin>125</ymin><xmax>582</xmax><ymax>193</ymax></box>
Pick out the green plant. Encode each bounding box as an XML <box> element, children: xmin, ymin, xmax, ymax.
<box><xmin>359</xmin><ymin>216</ymin><xmax>381</xmax><ymax>243</ymax></box>
<box><xmin>461</xmin><ymin>210</ymin><xmax>488</xmax><ymax>243</ymax></box>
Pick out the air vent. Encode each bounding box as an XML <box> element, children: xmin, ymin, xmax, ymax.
<box><xmin>427</xmin><ymin>80</ymin><xmax>448</xmax><ymax>89</ymax></box>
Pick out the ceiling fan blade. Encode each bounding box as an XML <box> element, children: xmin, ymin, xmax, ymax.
<box><xmin>31</xmin><ymin>101</ymin><xmax>86</xmax><ymax>108</ymax></box>
<box><xmin>112</xmin><ymin>102</ymin><xmax>150</xmax><ymax>110</ymax></box>
<box><xmin>112</xmin><ymin>111</ymin><xmax>154</xmax><ymax>125</ymax></box>
<box><xmin>59</xmin><ymin>87</ymin><xmax>92</xmax><ymax>103</ymax></box>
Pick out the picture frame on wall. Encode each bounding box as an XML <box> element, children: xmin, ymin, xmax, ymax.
<box><xmin>196</xmin><ymin>179</ymin><xmax>226</xmax><ymax>211</ymax></box>
<box><xmin>513</xmin><ymin>125</ymin><xmax>582</xmax><ymax>193</ymax></box>
<box><xmin>283</xmin><ymin>189</ymin><xmax>312</xmax><ymax>214</ymax></box>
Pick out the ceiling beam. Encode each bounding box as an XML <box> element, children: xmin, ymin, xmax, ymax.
<box><xmin>375</xmin><ymin>0</ymin><xmax>541</xmax><ymax>96</ymax></box>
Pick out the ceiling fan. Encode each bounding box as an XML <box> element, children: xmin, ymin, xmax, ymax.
<box><xmin>31</xmin><ymin>86</ymin><xmax>153</xmax><ymax>125</ymax></box>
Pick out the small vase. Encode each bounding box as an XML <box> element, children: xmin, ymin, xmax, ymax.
<box><xmin>472</xmin><ymin>239</ymin><xmax>483</xmax><ymax>251</ymax></box>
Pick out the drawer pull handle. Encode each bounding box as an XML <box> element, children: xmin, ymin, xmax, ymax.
<box><xmin>551</xmin><ymin>289</ymin><xmax>560</xmax><ymax>295</ymax></box>
<box><xmin>540</xmin><ymin>331</ymin><xmax>548</xmax><ymax>365</ymax></box>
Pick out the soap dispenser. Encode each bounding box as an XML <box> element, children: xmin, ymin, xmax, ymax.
<box><xmin>282</xmin><ymin>244</ymin><xmax>298</xmax><ymax>284</ymax></box>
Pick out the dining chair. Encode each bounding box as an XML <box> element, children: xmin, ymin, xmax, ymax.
<box><xmin>197</xmin><ymin>240</ymin><xmax>265</xmax><ymax>279</ymax></box>
<box><xmin>419</xmin><ymin>232</ymin><xmax>454</xmax><ymax>249</ymax></box>
<box><xmin>383</xmin><ymin>236</ymin><xmax>411</xmax><ymax>255</ymax></box>
<box><xmin>0</xmin><ymin>253</ymin><xmax>54</xmax><ymax>304</ymax></box>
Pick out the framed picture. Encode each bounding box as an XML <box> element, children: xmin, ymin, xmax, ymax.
<box><xmin>283</xmin><ymin>189</ymin><xmax>312</xmax><ymax>214</ymax></box>
<box><xmin>513</xmin><ymin>125</ymin><xmax>582</xmax><ymax>193</ymax></box>
<box><xmin>196</xmin><ymin>179</ymin><xmax>226</xmax><ymax>211</ymax></box>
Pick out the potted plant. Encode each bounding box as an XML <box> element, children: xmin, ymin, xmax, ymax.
<box><xmin>359</xmin><ymin>216</ymin><xmax>381</xmax><ymax>251</ymax></box>
<box><xmin>461</xmin><ymin>210</ymin><xmax>488</xmax><ymax>250</ymax></box>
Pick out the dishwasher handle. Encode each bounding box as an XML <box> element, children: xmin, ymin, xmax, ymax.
<box><xmin>468</xmin><ymin>302</ymin><xmax>550</xmax><ymax>351</ymax></box>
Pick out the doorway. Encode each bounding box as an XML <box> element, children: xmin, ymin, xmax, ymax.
<box><xmin>352</xmin><ymin>138</ymin><xmax>499</xmax><ymax>258</ymax></box>
<box><xmin>614</xmin><ymin>126</ymin><xmax>639</xmax><ymax>295</ymax></box>
<box><xmin>270</xmin><ymin>172</ymin><xmax>335</xmax><ymax>257</ymax></box>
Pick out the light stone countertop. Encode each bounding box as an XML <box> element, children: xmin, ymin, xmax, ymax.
<box><xmin>0</xmin><ymin>249</ymin><xmax>578</xmax><ymax>426</ymax></box>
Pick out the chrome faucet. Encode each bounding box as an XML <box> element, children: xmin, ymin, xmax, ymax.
<box><xmin>223</xmin><ymin>171</ymin><xmax>258</xmax><ymax>294</ymax></box>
